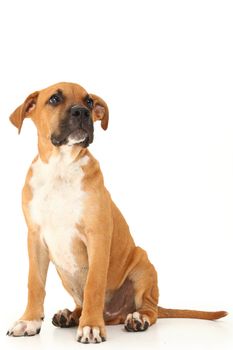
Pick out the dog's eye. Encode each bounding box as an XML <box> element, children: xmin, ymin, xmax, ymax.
<box><xmin>86</xmin><ymin>97</ymin><xmax>94</xmax><ymax>109</ymax></box>
<box><xmin>49</xmin><ymin>94</ymin><xmax>62</xmax><ymax>106</ymax></box>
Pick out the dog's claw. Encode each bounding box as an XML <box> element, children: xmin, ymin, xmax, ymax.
<box><xmin>60</xmin><ymin>314</ymin><xmax>67</xmax><ymax>327</ymax></box>
<box><xmin>52</xmin><ymin>316</ymin><xmax>58</xmax><ymax>327</ymax></box>
<box><xmin>144</xmin><ymin>321</ymin><xmax>149</xmax><ymax>330</ymax></box>
<box><xmin>135</xmin><ymin>320</ymin><xmax>142</xmax><ymax>331</ymax></box>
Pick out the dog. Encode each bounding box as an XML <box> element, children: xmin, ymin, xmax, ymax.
<box><xmin>7</xmin><ymin>82</ymin><xmax>227</xmax><ymax>343</ymax></box>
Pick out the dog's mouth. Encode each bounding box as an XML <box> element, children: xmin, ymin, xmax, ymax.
<box><xmin>66</xmin><ymin>129</ymin><xmax>90</xmax><ymax>147</ymax></box>
<box><xmin>51</xmin><ymin>128</ymin><xmax>93</xmax><ymax>148</ymax></box>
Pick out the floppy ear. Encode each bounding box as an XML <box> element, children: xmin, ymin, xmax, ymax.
<box><xmin>9</xmin><ymin>91</ymin><xmax>39</xmax><ymax>134</ymax></box>
<box><xmin>89</xmin><ymin>94</ymin><xmax>109</xmax><ymax>130</ymax></box>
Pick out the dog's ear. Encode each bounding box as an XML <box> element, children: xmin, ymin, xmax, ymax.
<box><xmin>89</xmin><ymin>94</ymin><xmax>109</xmax><ymax>130</ymax></box>
<box><xmin>9</xmin><ymin>91</ymin><xmax>39</xmax><ymax>134</ymax></box>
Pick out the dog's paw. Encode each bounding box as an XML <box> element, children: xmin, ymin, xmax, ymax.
<box><xmin>77</xmin><ymin>326</ymin><xmax>106</xmax><ymax>344</ymax></box>
<box><xmin>7</xmin><ymin>320</ymin><xmax>42</xmax><ymax>337</ymax></box>
<box><xmin>52</xmin><ymin>309</ymin><xmax>77</xmax><ymax>328</ymax></box>
<box><xmin>124</xmin><ymin>312</ymin><xmax>150</xmax><ymax>332</ymax></box>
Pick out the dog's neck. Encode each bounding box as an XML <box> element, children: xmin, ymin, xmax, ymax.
<box><xmin>37</xmin><ymin>135</ymin><xmax>88</xmax><ymax>164</ymax></box>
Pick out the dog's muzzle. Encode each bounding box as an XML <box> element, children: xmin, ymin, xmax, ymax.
<box><xmin>51</xmin><ymin>105</ymin><xmax>94</xmax><ymax>148</ymax></box>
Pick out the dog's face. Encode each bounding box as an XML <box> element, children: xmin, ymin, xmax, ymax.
<box><xmin>10</xmin><ymin>82</ymin><xmax>109</xmax><ymax>148</ymax></box>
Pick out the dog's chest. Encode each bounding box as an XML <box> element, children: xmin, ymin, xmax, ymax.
<box><xmin>29</xmin><ymin>152</ymin><xmax>89</xmax><ymax>273</ymax></box>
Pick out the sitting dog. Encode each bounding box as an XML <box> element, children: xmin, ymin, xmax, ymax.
<box><xmin>7</xmin><ymin>82</ymin><xmax>227</xmax><ymax>343</ymax></box>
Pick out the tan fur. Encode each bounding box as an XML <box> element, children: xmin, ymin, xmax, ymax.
<box><xmin>8</xmin><ymin>82</ymin><xmax>227</xmax><ymax>342</ymax></box>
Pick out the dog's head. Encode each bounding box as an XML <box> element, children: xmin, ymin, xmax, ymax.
<box><xmin>10</xmin><ymin>82</ymin><xmax>109</xmax><ymax>148</ymax></box>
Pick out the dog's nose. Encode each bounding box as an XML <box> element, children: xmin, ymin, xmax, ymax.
<box><xmin>70</xmin><ymin>106</ymin><xmax>90</xmax><ymax>119</ymax></box>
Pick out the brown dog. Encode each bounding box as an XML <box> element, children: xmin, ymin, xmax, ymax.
<box><xmin>7</xmin><ymin>82</ymin><xmax>227</xmax><ymax>343</ymax></box>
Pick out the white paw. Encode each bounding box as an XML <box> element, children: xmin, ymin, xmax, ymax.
<box><xmin>7</xmin><ymin>320</ymin><xmax>42</xmax><ymax>337</ymax></box>
<box><xmin>77</xmin><ymin>326</ymin><xmax>106</xmax><ymax>344</ymax></box>
<box><xmin>125</xmin><ymin>312</ymin><xmax>150</xmax><ymax>332</ymax></box>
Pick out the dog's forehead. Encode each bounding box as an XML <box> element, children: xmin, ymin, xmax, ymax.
<box><xmin>39</xmin><ymin>82</ymin><xmax>88</xmax><ymax>100</ymax></box>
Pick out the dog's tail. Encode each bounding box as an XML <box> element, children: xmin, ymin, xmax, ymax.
<box><xmin>158</xmin><ymin>306</ymin><xmax>228</xmax><ymax>320</ymax></box>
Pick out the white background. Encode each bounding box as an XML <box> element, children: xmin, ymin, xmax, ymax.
<box><xmin>0</xmin><ymin>0</ymin><xmax>232</xmax><ymax>349</ymax></box>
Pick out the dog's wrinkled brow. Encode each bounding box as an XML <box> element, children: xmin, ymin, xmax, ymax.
<box><xmin>56</xmin><ymin>89</ymin><xmax>64</xmax><ymax>97</ymax></box>
<box><xmin>45</xmin><ymin>89</ymin><xmax>64</xmax><ymax>104</ymax></box>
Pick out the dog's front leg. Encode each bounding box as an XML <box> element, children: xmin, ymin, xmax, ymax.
<box><xmin>77</xmin><ymin>230</ymin><xmax>112</xmax><ymax>344</ymax></box>
<box><xmin>7</xmin><ymin>230</ymin><xmax>49</xmax><ymax>337</ymax></box>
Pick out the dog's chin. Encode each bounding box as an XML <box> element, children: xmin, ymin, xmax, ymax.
<box><xmin>51</xmin><ymin>129</ymin><xmax>92</xmax><ymax>148</ymax></box>
<box><xmin>67</xmin><ymin>130</ymin><xmax>90</xmax><ymax>148</ymax></box>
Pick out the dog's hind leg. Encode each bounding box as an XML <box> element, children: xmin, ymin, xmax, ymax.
<box><xmin>124</xmin><ymin>247</ymin><xmax>159</xmax><ymax>332</ymax></box>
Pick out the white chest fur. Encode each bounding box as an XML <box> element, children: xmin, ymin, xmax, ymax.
<box><xmin>29</xmin><ymin>149</ymin><xmax>89</xmax><ymax>273</ymax></box>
